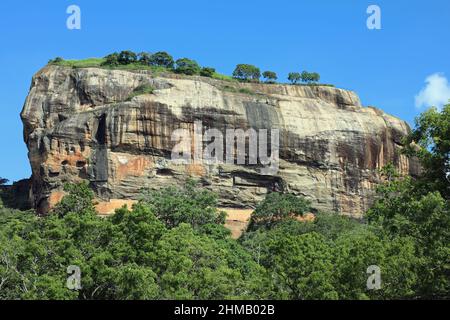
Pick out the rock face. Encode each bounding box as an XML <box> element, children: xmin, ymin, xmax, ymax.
<box><xmin>21</xmin><ymin>65</ymin><xmax>419</xmax><ymax>217</ymax></box>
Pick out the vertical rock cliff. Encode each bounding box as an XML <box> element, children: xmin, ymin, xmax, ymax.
<box><xmin>21</xmin><ymin>65</ymin><xmax>419</xmax><ymax>217</ymax></box>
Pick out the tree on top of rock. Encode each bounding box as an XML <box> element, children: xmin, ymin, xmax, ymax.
<box><xmin>262</xmin><ymin>71</ymin><xmax>278</xmax><ymax>83</ymax></box>
<box><xmin>232</xmin><ymin>64</ymin><xmax>261</xmax><ymax>82</ymax></box>
<box><xmin>118</xmin><ymin>51</ymin><xmax>138</xmax><ymax>65</ymax></box>
<box><xmin>288</xmin><ymin>72</ymin><xmax>301</xmax><ymax>85</ymax></box>
<box><xmin>149</xmin><ymin>51</ymin><xmax>175</xmax><ymax>69</ymax></box>
<box><xmin>174</xmin><ymin>58</ymin><xmax>201</xmax><ymax>75</ymax></box>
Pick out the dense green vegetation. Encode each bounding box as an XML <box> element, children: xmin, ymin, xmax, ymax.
<box><xmin>48</xmin><ymin>51</ymin><xmax>326</xmax><ymax>86</ymax></box>
<box><xmin>0</xmin><ymin>105</ymin><xmax>448</xmax><ymax>300</ymax></box>
<box><xmin>174</xmin><ymin>58</ymin><xmax>201</xmax><ymax>76</ymax></box>
<box><xmin>288</xmin><ymin>71</ymin><xmax>320</xmax><ymax>84</ymax></box>
<box><xmin>49</xmin><ymin>52</ymin><xmax>228</xmax><ymax>81</ymax></box>
<box><xmin>232</xmin><ymin>64</ymin><xmax>261</xmax><ymax>82</ymax></box>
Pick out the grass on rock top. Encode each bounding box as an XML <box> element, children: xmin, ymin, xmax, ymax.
<box><xmin>49</xmin><ymin>58</ymin><xmax>334</xmax><ymax>87</ymax></box>
<box><xmin>50</xmin><ymin>58</ymin><xmax>236</xmax><ymax>81</ymax></box>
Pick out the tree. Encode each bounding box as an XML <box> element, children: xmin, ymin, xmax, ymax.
<box><xmin>0</xmin><ymin>183</ymin><xmax>270</xmax><ymax>300</ymax></box>
<box><xmin>367</xmin><ymin>174</ymin><xmax>450</xmax><ymax>298</ymax></box>
<box><xmin>152</xmin><ymin>224</ymin><xmax>248</xmax><ymax>299</ymax></box>
<box><xmin>118</xmin><ymin>51</ymin><xmax>138</xmax><ymax>65</ymax></box>
<box><xmin>174</xmin><ymin>58</ymin><xmax>201</xmax><ymax>76</ymax></box>
<box><xmin>288</xmin><ymin>72</ymin><xmax>301</xmax><ymax>85</ymax></box>
<box><xmin>404</xmin><ymin>104</ymin><xmax>450</xmax><ymax>199</ymax></box>
<box><xmin>140</xmin><ymin>180</ymin><xmax>226</xmax><ymax>230</ymax></box>
<box><xmin>0</xmin><ymin>177</ymin><xmax>8</xmax><ymax>185</ymax></box>
<box><xmin>200</xmin><ymin>67</ymin><xmax>215</xmax><ymax>78</ymax></box>
<box><xmin>138</xmin><ymin>52</ymin><xmax>152</xmax><ymax>65</ymax></box>
<box><xmin>103</xmin><ymin>52</ymin><xmax>120</xmax><ymax>66</ymax></box>
<box><xmin>248</xmin><ymin>192</ymin><xmax>310</xmax><ymax>230</ymax></box>
<box><xmin>262</xmin><ymin>71</ymin><xmax>277</xmax><ymax>83</ymax></box>
<box><xmin>310</xmin><ymin>72</ymin><xmax>320</xmax><ymax>83</ymax></box>
<box><xmin>365</xmin><ymin>104</ymin><xmax>450</xmax><ymax>299</ymax></box>
<box><xmin>149</xmin><ymin>51</ymin><xmax>174</xmax><ymax>69</ymax></box>
<box><xmin>232</xmin><ymin>64</ymin><xmax>261</xmax><ymax>82</ymax></box>
<box><xmin>333</xmin><ymin>229</ymin><xmax>418</xmax><ymax>300</ymax></box>
<box><xmin>263</xmin><ymin>232</ymin><xmax>337</xmax><ymax>299</ymax></box>
<box><xmin>301</xmin><ymin>71</ymin><xmax>320</xmax><ymax>83</ymax></box>
<box><xmin>49</xmin><ymin>57</ymin><xmax>64</xmax><ymax>64</ymax></box>
<box><xmin>301</xmin><ymin>71</ymin><xmax>312</xmax><ymax>83</ymax></box>
<box><xmin>52</xmin><ymin>182</ymin><xmax>96</xmax><ymax>218</ymax></box>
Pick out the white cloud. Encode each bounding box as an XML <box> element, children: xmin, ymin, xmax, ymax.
<box><xmin>415</xmin><ymin>73</ymin><xmax>450</xmax><ymax>110</ymax></box>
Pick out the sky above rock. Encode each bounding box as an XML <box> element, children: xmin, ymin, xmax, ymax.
<box><xmin>0</xmin><ymin>0</ymin><xmax>449</xmax><ymax>182</ymax></box>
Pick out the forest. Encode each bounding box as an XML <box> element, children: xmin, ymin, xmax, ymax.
<box><xmin>0</xmin><ymin>105</ymin><xmax>448</xmax><ymax>300</ymax></box>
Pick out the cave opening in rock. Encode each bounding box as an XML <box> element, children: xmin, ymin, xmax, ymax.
<box><xmin>96</xmin><ymin>114</ymin><xmax>107</xmax><ymax>145</ymax></box>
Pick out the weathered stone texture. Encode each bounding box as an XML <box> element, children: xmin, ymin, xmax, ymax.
<box><xmin>21</xmin><ymin>65</ymin><xmax>419</xmax><ymax>217</ymax></box>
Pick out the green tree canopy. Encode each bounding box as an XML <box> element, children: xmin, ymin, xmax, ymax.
<box><xmin>300</xmin><ymin>71</ymin><xmax>310</xmax><ymax>83</ymax></box>
<box><xmin>310</xmin><ymin>72</ymin><xmax>320</xmax><ymax>82</ymax></box>
<box><xmin>140</xmin><ymin>180</ymin><xmax>226</xmax><ymax>230</ymax></box>
<box><xmin>174</xmin><ymin>58</ymin><xmax>201</xmax><ymax>76</ymax></box>
<box><xmin>103</xmin><ymin>52</ymin><xmax>120</xmax><ymax>66</ymax></box>
<box><xmin>367</xmin><ymin>174</ymin><xmax>450</xmax><ymax>298</ymax></box>
<box><xmin>300</xmin><ymin>71</ymin><xmax>321</xmax><ymax>83</ymax></box>
<box><xmin>333</xmin><ymin>228</ymin><xmax>418</xmax><ymax>299</ymax></box>
<box><xmin>2</xmin><ymin>98</ymin><xmax>449</xmax><ymax>302</ymax></box>
<box><xmin>288</xmin><ymin>72</ymin><xmax>301</xmax><ymax>84</ymax></box>
<box><xmin>138</xmin><ymin>52</ymin><xmax>152</xmax><ymax>65</ymax></box>
<box><xmin>200</xmin><ymin>67</ymin><xmax>215</xmax><ymax>78</ymax></box>
<box><xmin>232</xmin><ymin>64</ymin><xmax>261</xmax><ymax>82</ymax></box>
<box><xmin>149</xmin><ymin>51</ymin><xmax>174</xmax><ymax>69</ymax></box>
<box><xmin>404</xmin><ymin>104</ymin><xmax>450</xmax><ymax>199</ymax></box>
<box><xmin>364</xmin><ymin>105</ymin><xmax>450</xmax><ymax>299</ymax></box>
<box><xmin>0</xmin><ymin>183</ymin><xmax>267</xmax><ymax>300</ymax></box>
<box><xmin>118</xmin><ymin>51</ymin><xmax>138</xmax><ymax>65</ymax></box>
<box><xmin>248</xmin><ymin>192</ymin><xmax>310</xmax><ymax>230</ymax></box>
<box><xmin>262</xmin><ymin>71</ymin><xmax>277</xmax><ymax>83</ymax></box>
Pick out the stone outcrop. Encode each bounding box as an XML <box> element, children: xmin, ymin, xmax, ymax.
<box><xmin>21</xmin><ymin>65</ymin><xmax>419</xmax><ymax>217</ymax></box>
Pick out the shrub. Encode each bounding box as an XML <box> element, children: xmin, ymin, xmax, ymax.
<box><xmin>103</xmin><ymin>52</ymin><xmax>120</xmax><ymax>66</ymax></box>
<box><xmin>200</xmin><ymin>67</ymin><xmax>216</xmax><ymax>78</ymax></box>
<box><xmin>49</xmin><ymin>57</ymin><xmax>64</xmax><ymax>64</ymax></box>
<box><xmin>174</xmin><ymin>58</ymin><xmax>201</xmax><ymax>75</ymax></box>
<box><xmin>248</xmin><ymin>192</ymin><xmax>311</xmax><ymax>230</ymax></box>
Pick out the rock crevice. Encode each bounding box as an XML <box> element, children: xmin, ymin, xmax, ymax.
<box><xmin>21</xmin><ymin>65</ymin><xmax>419</xmax><ymax>217</ymax></box>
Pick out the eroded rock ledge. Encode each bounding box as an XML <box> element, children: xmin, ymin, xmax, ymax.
<box><xmin>21</xmin><ymin>65</ymin><xmax>419</xmax><ymax>217</ymax></box>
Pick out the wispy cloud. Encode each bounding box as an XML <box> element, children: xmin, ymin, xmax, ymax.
<box><xmin>415</xmin><ymin>73</ymin><xmax>450</xmax><ymax>110</ymax></box>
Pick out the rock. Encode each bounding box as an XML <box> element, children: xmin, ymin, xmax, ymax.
<box><xmin>21</xmin><ymin>65</ymin><xmax>420</xmax><ymax>217</ymax></box>
<box><xmin>0</xmin><ymin>179</ymin><xmax>33</xmax><ymax>210</ymax></box>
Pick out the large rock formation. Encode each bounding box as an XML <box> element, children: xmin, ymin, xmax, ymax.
<box><xmin>21</xmin><ymin>65</ymin><xmax>419</xmax><ymax>217</ymax></box>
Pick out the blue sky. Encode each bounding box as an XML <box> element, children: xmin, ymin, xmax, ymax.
<box><xmin>0</xmin><ymin>0</ymin><xmax>449</xmax><ymax>182</ymax></box>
